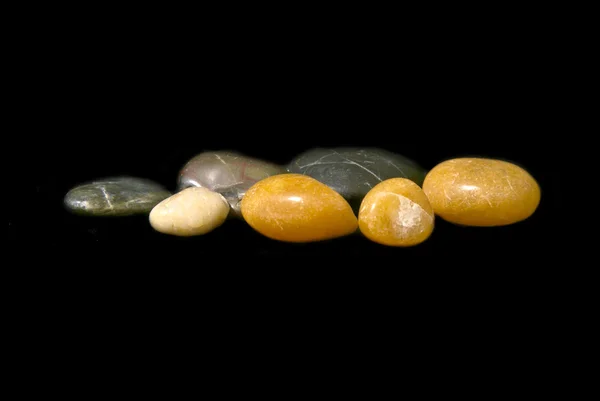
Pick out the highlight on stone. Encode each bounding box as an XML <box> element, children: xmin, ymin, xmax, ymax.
<box><xmin>149</xmin><ymin>187</ymin><xmax>230</xmax><ymax>236</ymax></box>
<box><xmin>358</xmin><ymin>178</ymin><xmax>434</xmax><ymax>247</ymax></box>
<box><xmin>422</xmin><ymin>158</ymin><xmax>540</xmax><ymax>227</ymax></box>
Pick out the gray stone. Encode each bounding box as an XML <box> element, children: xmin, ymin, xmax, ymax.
<box><xmin>64</xmin><ymin>177</ymin><xmax>171</xmax><ymax>216</ymax></box>
<box><xmin>177</xmin><ymin>151</ymin><xmax>286</xmax><ymax>216</ymax></box>
<box><xmin>286</xmin><ymin>148</ymin><xmax>426</xmax><ymax>213</ymax></box>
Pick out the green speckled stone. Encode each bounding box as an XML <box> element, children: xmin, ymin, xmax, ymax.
<box><xmin>64</xmin><ymin>177</ymin><xmax>171</xmax><ymax>216</ymax></box>
<box><xmin>287</xmin><ymin>148</ymin><xmax>426</xmax><ymax>213</ymax></box>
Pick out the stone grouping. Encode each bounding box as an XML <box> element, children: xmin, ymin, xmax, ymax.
<box><xmin>64</xmin><ymin>148</ymin><xmax>541</xmax><ymax>246</ymax></box>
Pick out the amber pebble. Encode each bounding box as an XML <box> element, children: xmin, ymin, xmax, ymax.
<box><xmin>240</xmin><ymin>174</ymin><xmax>358</xmax><ymax>243</ymax></box>
<box><xmin>358</xmin><ymin>178</ymin><xmax>434</xmax><ymax>246</ymax></box>
<box><xmin>422</xmin><ymin>158</ymin><xmax>540</xmax><ymax>227</ymax></box>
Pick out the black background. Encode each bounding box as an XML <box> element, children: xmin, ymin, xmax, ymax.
<box><xmin>5</xmin><ymin>11</ymin><xmax>569</xmax><ymax>378</ymax></box>
<box><xmin>11</xmin><ymin>19</ymin><xmax>558</xmax><ymax>271</ymax></box>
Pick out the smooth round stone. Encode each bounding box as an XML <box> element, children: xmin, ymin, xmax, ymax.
<box><xmin>286</xmin><ymin>147</ymin><xmax>426</xmax><ymax>213</ymax></box>
<box><xmin>177</xmin><ymin>151</ymin><xmax>286</xmax><ymax>216</ymax></box>
<box><xmin>64</xmin><ymin>177</ymin><xmax>171</xmax><ymax>216</ymax></box>
<box><xmin>359</xmin><ymin>178</ymin><xmax>434</xmax><ymax>247</ymax></box>
<box><xmin>149</xmin><ymin>187</ymin><xmax>230</xmax><ymax>236</ymax></box>
<box><xmin>240</xmin><ymin>174</ymin><xmax>358</xmax><ymax>243</ymax></box>
<box><xmin>422</xmin><ymin>158</ymin><xmax>540</xmax><ymax>227</ymax></box>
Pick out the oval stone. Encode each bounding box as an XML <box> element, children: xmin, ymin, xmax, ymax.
<box><xmin>149</xmin><ymin>187</ymin><xmax>230</xmax><ymax>236</ymax></box>
<box><xmin>64</xmin><ymin>177</ymin><xmax>171</xmax><ymax>216</ymax></box>
<box><xmin>286</xmin><ymin>148</ymin><xmax>426</xmax><ymax>213</ymax></box>
<box><xmin>358</xmin><ymin>178</ymin><xmax>434</xmax><ymax>247</ymax></box>
<box><xmin>422</xmin><ymin>158</ymin><xmax>540</xmax><ymax>226</ymax></box>
<box><xmin>177</xmin><ymin>151</ymin><xmax>286</xmax><ymax>216</ymax></box>
<box><xmin>240</xmin><ymin>174</ymin><xmax>358</xmax><ymax>243</ymax></box>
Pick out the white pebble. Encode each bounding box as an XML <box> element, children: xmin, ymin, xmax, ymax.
<box><xmin>149</xmin><ymin>187</ymin><xmax>230</xmax><ymax>236</ymax></box>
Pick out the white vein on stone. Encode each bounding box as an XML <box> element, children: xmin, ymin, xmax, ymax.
<box><xmin>99</xmin><ymin>186</ymin><xmax>113</xmax><ymax>209</ymax></box>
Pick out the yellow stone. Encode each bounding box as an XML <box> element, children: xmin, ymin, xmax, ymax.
<box><xmin>240</xmin><ymin>174</ymin><xmax>358</xmax><ymax>242</ymax></box>
<box><xmin>149</xmin><ymin>187</ymin><xmax>230</xmax><ymax>236</ymax></box>
<box><xmin>358</xmin><ymin>178</ymin><xmax>434</xmax><ymax>246</ymax></box>
<box><xmin>422</xmin><ymin>158</ymin><xmax>540</xmax><ymax>227</ymax></box>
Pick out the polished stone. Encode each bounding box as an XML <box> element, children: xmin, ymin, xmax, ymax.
<box><xmin>240</xmin><ymin>174</ymin><xmax>358</xmax><ymax>243</ymax></box>
<box><xmin>64</xmin><ymin>177</ymin><xmax>171</xmax><ymax>216</ymax></box>
<box><xmin>149</xmin><ymin>187</ymin><xmax>230</xmax><ymax>236</ymax></box>
<box><xmin>286</xmin><ymin>148</ymin><xmax>426</xmax><ymax>212</ymax></box>
<box><xmin>358</xmin><ymin>178</ymin><xmax>434</xmax><ymax>246</ymax></box>
<box><xmin>422</xmin><ymin>158</ymin><xmax>540</xmax><ymax>226</ymax></box>
<box><xmin>177</xmin><ymin>151</ymin><xmax>286</xmax><ymax>216</ymax></box>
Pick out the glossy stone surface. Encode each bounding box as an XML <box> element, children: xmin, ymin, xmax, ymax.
<box><xmin>240</xmin><ymin>174</ymin><xmax>358</xmax><ymax>243</ymax></box>
<box><xmin>359</xmin><ymin>178</ymin><xmax>434</xmax><ymax>246</ymax></box>
<box><xmin>149</xmin><ymin>187</ymin><xmax>230</xmax><ymax>236</ymax></box>
<box><xmin>64</xmin><ymin>177</ymin><xmax>171</xmax><ymax>216</ymax></box>
<box><xmin>177</xmin><ymin>151</ymin><xmax>286</xmax><ymax>216</ymax></box>
<box><xmin>286</xmin><ymin>148</ymin><xmax>426</xmax><ymax>212</ymax></box>
<box><xmin>422</xmin><ymin>158</ymin><xmax>540</xmax><ymax>227</ymax></box>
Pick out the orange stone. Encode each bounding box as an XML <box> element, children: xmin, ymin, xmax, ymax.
<box><xmin>422</xmin><ymin>158</ymin><xmax>540</xmax><ymax>227</ymax></box>
<box><xmin>358</xmin><ymin>178</ymin><xmax>434</xmax><ymax>246</ymax></box>
<box><xmin>240</xmin><ymin>174</ymin><xmax>358</xmax><ymax>242</ymax></box>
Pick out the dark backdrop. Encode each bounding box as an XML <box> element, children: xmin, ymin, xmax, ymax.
<box><xmin>12</xmin><ymin>26</ymin><xmax>556</xmax><ymax>270</ymax></box>
<box><xmin>4</xmin><ymin>12</ymin><xmax>568</xmax><ymax>385</ymax></box>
